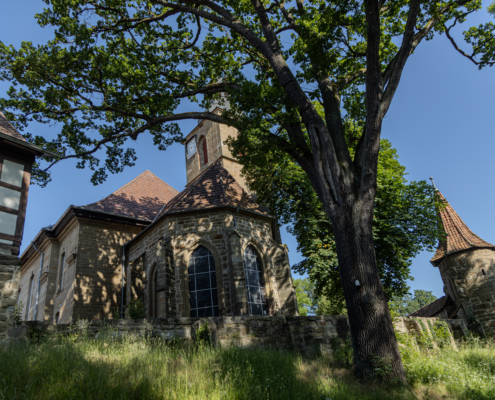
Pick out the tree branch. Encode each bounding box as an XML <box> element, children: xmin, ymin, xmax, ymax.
<box><xmin>42</xmin><ymin>111</ymin><xmax>226</xmax><ymax>171</ymax></box>
<box><xmin>380</xmin><ymin>0</ymin><xmax>421</xmax><ymax>118</ymax></box>
<box><xmin>443</xmin><ymin>18</ymin><xmax>494</xmax><ymax>67</ymax></box>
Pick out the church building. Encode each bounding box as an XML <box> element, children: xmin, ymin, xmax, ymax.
<box><xmin>19</xmin><ymin>111</ymin><xmax>298</xmax><ymax>323</ymax></box>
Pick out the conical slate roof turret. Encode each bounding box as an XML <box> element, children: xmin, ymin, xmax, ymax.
<box><xmin>431</xmin><ymin>190</ymin><xmax>495</xmax><ymax>266</ymax></box>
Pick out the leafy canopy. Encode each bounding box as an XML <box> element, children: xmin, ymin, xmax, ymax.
<box><xmin>0</xmin><ymin>0</ymin><xmax>488</xmax><ymax>187</ymax></box>
<box><xmin>234</xmin><ymin>124</ymin><xmax>442</xmax><ymax>312</ymax></box>
<box><xmin>389</xmin><ymin>289</ymin><xmax>438</xmax><ymax>317</ymax></box>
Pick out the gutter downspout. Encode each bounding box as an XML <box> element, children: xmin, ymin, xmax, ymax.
<box><xmin>121</xmin><ymin>243</ymin><xmax>126</xmax><ymax>319</ymax></box>
<box><xmin>31</xmin><ymin>242</ymin><xmax>44</xmax><ymax>322</ymax></box>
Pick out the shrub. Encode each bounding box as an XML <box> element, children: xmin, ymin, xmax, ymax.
<box><xmin>127</xmin><ymin>298</ymin><xmax>146</xmax><ymax>319</ymax></box>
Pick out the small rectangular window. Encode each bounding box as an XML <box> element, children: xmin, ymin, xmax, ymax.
<box><xmin>26</xmin><ymin>276</ymin><xmax>34</xmax><ymax>321</ymax></box>
<box><xmin>0</xmin><ymin>159</ymin><xmax>24</xmax><ymax>187</ymax></box>
<box><xmin>58</xmin><ymin>254</ymin><xmax>66</xmax><ymax>291</ymax></box>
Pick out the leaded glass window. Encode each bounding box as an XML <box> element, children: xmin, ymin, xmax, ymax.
<box><xmin>188</xmin><ymin>246</ymin><xmax>219</xmax><ymax>317</ymax></box>
<box><xmin>243</xmin><ymin>246</ymin><xmax>266</xmax><ymax>315</ymax></box>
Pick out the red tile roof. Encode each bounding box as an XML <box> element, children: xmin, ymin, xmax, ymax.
<box><xmin>0</xmin><ymin>111</ymin><xmax>26</xmax><ymax>141</ymax></box>
<box><xmin>155</xmin><ymin>161</ymin><xmax>269</xmax><ymax>219</ymax></box>
<box><xmin>430</xmin><ymin>191</ymin><xmax>495</xmax><ymax>266</ymax></box>
<box><xmin>80</xmin><ymin>170</ymin><xmax>179</xmax><ymax>221</ymax></box>
<box><xmin>408</xmin><ymin>296</ymin><xmax>448</xmax><ymax>317</ymax></box>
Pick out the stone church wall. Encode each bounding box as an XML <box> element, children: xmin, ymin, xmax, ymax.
<box><xmin>438</xmin><ymin>248</ymin><xmax>495</xmax><ymax>335</ymax></box>
<box><xmin>127</xmin><ymin>209</ymin><xmax>297</xmax><ymax>319</ymax></box>
<box><xmin>74</xmin><ymin>218</ymin><xmax>141</xmax><ymax>321</ymax></box>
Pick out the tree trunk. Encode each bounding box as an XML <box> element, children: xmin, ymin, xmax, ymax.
<box><xmin>328</xmin><ymin>195</ymin><xmax>407</xmax><ymax>382</ymax></box>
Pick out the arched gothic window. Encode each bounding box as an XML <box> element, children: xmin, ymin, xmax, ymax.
<box><xmin>188</xmin><ymin>246</ymin><xmax>219</xmax><ymax>317</ymax></box>
<box><xmin>148</xmin><ymin>264</ymin><xmax>158</xmax><ymax>318</ymax></box>
<box><xmin>243</xmin><ymin>246</ymin><xmax>266</xmax><ymax>315</ymax></box>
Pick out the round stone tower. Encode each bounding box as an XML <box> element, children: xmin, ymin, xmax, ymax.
<box><xmin>431</xmin><ymin>190</ymin><xmax>495</xmax><ymax>335</ymax></box>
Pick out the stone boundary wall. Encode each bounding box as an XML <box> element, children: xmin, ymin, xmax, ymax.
<box><xmin>0</xmin><ymin>254</ymin><xmax>21</xmax><ymax>341</ymax></box>
<box><xmin>6</xmin><ymin>315</ymin><xmax>464</xmax><ymax>354</ymax></box>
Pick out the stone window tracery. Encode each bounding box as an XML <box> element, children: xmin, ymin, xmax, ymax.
<box><xmin>188</xmin><ymin>246</ymin><xmax>219</xmax><ymax>317</ymax></box>
<box><xmin>243</xmin><ymin>245</ymin><xmax>266</xmax><ymax>315</ymax></box>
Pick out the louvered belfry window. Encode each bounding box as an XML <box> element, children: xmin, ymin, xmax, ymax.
<box><xmin>188</xmin><ymin>246</ymin><xmax>219</xmax><ymax>317</ymax></box>
<box><xmin>243</xmin><ymin>245</ymin><xmax>266</xmax><ymax>315</ymax></box>
<box><xmin>202</xmin><ymin>139</ymin><xmax>208</xmax><ymax>165</ymax></box>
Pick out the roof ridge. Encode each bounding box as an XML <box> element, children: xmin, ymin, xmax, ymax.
<box><xmin>81</xmin><ymin>170</ymin><xmax>176</xmax><ymax>208</ymax></box>
<box><xmin>140</xmin><ymin>169</ymin><xmax>179</xmax><ymax>193</ymax></box>
<box><xmin>159</xmin><ymin>164</ymin><xmax>215</xmax><ymax>215</ymax></box>
<box><xmin>152</xmin><ymin>159</ymin><xmax>267</xmax><ymax>221</ymax></box>
<box><xmin>409</xmin><ymin>296</ymin><xmax>446</xmax><ymax>317</ymax></box>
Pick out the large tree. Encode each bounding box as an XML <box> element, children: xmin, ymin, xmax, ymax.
<box><xmin>236</xmin><ymin>133</ymin><xmax>441</xmax><ymax>315</ymax></box>
<box><xmin>0</xmin><ymin>0</ymin><xmax>487</xmax><ymax>381</ymax></box>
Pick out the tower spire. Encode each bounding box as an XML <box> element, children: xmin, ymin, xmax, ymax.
<box><xmin>431</xmin><ymin>188</ymin><xmax>495</xmax><ymax>266</ymax></box>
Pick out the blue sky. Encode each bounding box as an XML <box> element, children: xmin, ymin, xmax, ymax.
<box><xmin>1</xmin><ymin>1</ymin><xmax>494</xmax><ymax>299</ymax></box>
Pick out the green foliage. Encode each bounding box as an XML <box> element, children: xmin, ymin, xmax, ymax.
<box><xmin>0</xmin><ymin>1</ymin><xmax>485</xmax><ymax>186</ymax></box>
<box><xmin>127</xmin><ymin>298</ymin><xmax>146</xmax><ymax>319</ymax></box>
<box><xmin>430</xmin><ymin>320</ymin><xmax>452</xmax><ymax>349</ymax></box>
<box><xmin>489</xmin><ymin>1</ymin><xmax>495</xmax><ymax>16</ymax></box>
<box><xmin>294</xmin><ymin>277</ymin><xmax>346</xmax><ymax>315</ymax></box>
<box><xmin>238</xmin><ymin>134</ymin><xmax>442</xmax><ymax>309</ymax></box>
<box><xmin>389</xmin><ymin>290</ymin><xmax>438</xmax><ymax>317</ymax></box>
<box><xmin>13</xmin><ymin>301</ymin><xmax>23</xmax><ymax>325</ymax></box>
<box><xmin>330</xmin><ymin>335</ymin><xmax>354</xmax><ymax>368</ymax></box>
<box><xmin>465</xmin><ymin>306</ymin><xmax>478</xmax><ymax>324</ymax></box>
<box><xmin>195</xmin><ymin>322</ymin><xmax>211</xmax><ymax>347</ymax></box>
<box><xmin>293</xmin><ymin>278</ymin><xmax>317</xmax><ymax>316</ymax></box>
<box><xmin>369</xmin><ymin>354</ymin><xmax>394</xmax><ymax>382</ymax></box>
<box><xmin>112</xmin><ymin>306</ymin><xmax>121</xmax><ymax>320</ymax></box>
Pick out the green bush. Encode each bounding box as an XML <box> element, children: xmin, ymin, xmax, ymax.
<box><xmin>127</xmin><ymin>298</ymin><xmax>146</xmax><ymax>319</ymax></box>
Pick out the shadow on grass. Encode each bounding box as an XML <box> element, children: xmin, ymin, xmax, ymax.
<box><xmin>0</xmin><ymin>338</ymin><xmax>425</xmax><ymax>400</ymax></box>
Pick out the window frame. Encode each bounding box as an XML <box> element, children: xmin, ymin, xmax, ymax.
<box><xmin>26</xmin><ymin>274</ymin><xmax>34</xmax><ymax>321</ymax></box>
<box><xmin>58</xmin><ymin>253</ymin><xmax>66</xmax><ymax>292</ymax></box>
<box><xmin>188</xmin><ymin>246</ymin><xmax>219</xmax><ymax>318</ymax></box>
<box><xmin>243</xmin><ymin>245</ymin><xmax>267</xmax><ymax>316</ymax></box>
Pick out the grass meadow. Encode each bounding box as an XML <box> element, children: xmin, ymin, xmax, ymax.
<box><xmin>0</xmin><ymin>332</ymin><xmax>494</xmax><ymax>400</ymax></box>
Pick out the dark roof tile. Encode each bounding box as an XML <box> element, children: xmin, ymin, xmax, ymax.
<box><xmin>0</xmin><ymin>111</ymin><xmax>26</xmax><ymax>141</ymax></box>
<box><xmin>155</xmin><ymin>161</ymin><xmax>269</xmax><ymax>219</ymax></box>
<box><xmin>409</xmin><ymin>296</ymin><xmax>448</xmax><ymax>317</ymax></box>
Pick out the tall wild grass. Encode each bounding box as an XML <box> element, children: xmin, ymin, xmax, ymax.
<box><xmin>0</xmin><ymin>330</ymin><xmax>494</xmax><ymax>399</ymax></box>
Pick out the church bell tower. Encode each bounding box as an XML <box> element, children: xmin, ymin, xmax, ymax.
<box><xmin>183</xmin><ymin>106</ymin><xmax>250</xmax><ymax>194</ymax></box>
